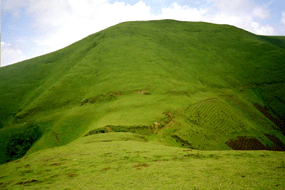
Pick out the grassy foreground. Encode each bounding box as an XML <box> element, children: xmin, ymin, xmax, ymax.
<box><xmin>0</xmin><ymin>132</ymin><xmax>284</xmax><ymax>189</ymax></box>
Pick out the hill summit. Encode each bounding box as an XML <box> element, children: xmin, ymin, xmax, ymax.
<box><xmin>0</xmin><ymin>19</ymin><xmax>285</xmax><ymax>165</ymax></box>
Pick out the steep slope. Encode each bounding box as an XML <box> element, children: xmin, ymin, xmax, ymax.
<box><xmin>0</xmin><ymin>20</ymin><xmax>284</xmax><ymax>164</ymax></box>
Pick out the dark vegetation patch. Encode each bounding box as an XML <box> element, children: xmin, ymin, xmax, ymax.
<box><xmin>81</xmin><ymin>92</ymin><xmax>123</xmax><ymax>105</ymax></box>
<box><xmin>13</xmin><ymin>108</ymin><xmax>41</xmax><ymax>123</ymax></box>
<box><xmin>184</xmin><ymin>153</ymin><xmax>205</xmax><ymax>159</ymax></box>
<box><xmin>85</xmin><ymin>125</ymin><xmax>154</xmax><ymax>136</ymax></box>
<box><xmin>275</xmin><ymin>161</ymin><xmax>285</xmax><ymax>169</ymax></box>
<box><xmin>226</xmin><ymin>136</ymin><xmax>284</xmax><ymax>150</ymax></box>
<box><xmin>102</xmin><ymin>140</ymin><xmax>112</xmax><ymax>142</ymax></box>
<box><xmin>19</xmin><ymin>170</ymin><xmax>33</xmax><ymax>175</ymax></box>
<box><xmin>4</xmin><ymin>124</ymin><xmax>42</xmax><ymax>163</ymax></box>
<box><xmin>24</xmin><ymin>164</ymin><xmax>30</xmax><ymax>168</ymax></box>
<box><xmin>167</xmin><ymin>91</ymin><xmax>190</xmax><ymax>97</ymax></box>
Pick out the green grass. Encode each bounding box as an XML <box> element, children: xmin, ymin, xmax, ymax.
<box><xmin>0</xmin><ymin>19</ymin><xmax>284</xmax><ymax>188</ymax></box>
<box><xmin>0</xmin><ymin>132</ymin><xmax>284</xmax><ymax>189</ymax></box>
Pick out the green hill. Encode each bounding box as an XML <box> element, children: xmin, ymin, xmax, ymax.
<box><xmin>0</xmin><ymin>19</ymin><xmax>284</xmax><ymax>189</ymax></box>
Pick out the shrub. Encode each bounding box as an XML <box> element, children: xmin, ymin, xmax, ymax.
<box><xmin>4</xmin><ymin>124</ymin><xmax>42</xmax><ymax>162</ymax></box>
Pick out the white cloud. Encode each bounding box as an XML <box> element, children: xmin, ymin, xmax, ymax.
<box><xmin>2</xmin><ymin>0</ymin><xmax>29</xmax><ymax>18</ymax></box>
<box><xmin>28</xmin><ymin>0</ymin><xmax>155</xmax><ymax>52</ymax></box>
<box><xmin>28</xmin><ymin>0</ymin><xmax>275</xmax><ymax>53</ymax></box>
<box><xmin>252</xmin><ymin>7</ymin><xmax>270</xmax><ymax>20</ymax></box>
<box><xmin>210</xmin><ymin>0</ymin><xmax>253</xmax><ymax>14</ymax></box>
<box><xmin>205</xmin><ymin>0</ymin><xmax>273</xmax><ymax>35</ymax></box>
<box><xmin>281</xmin><ymin>12</ymin><xmax>285</xmax><ymax>26</ymax></box>
<box><xmin>158</xmin><ymin>2</ymin><xmax>208</xmax><ymax>21</ymax></box>
<box><xmin>1</xmin><ymin>42</ymin><xmax>28</xmax><ymax>67</ymax></box>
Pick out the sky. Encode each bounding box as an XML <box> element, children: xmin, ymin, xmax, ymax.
<box><xmin>1</xmin><ymin>0</ymin><xmax>285</xmax><ymax>67</ymax></box>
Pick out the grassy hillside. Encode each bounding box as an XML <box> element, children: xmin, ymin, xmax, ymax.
<box><xmin>0</xmin><ymin>132</ymin><xmax>284</xmax><ymax>189</ymax></box>
<box><xmin>0</xmin><ymin>19</ymin><xmax>284</xmax><ymax>183</ymax></box>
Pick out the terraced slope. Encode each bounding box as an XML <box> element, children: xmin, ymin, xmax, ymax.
<box><xmin>0</xmin><ymin>20</ymin><xmax>284</xmax><ymax>165</ymax></box>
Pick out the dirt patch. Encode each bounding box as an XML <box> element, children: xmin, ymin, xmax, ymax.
<box><xmin>184</xmin><ymin>153</ymin><xmax>205</xmax><ymax>159</ymax></box>
<box><xmin>15</xmin><ymin>179</ymin><xmax>38</xmax><ymax>185</ymax></box>
<box><xmin>67</xmin><ymin>174</ymin><xmax>78</xmax><ymax>177</ymax></box>
<box><xmin>135</xmin><ymin>90</ymin><xmax>150</xmax><ymax>95</ymax></box>
<box><xmin>265</xmin><ymin>134</ymin><xmax>285</xmax><ymax>151</ymax></box>
<box><xmin>50</xmin><ymin>174</ymin><xmax>59</xmax><ymax>178</ymax></box>
<box><xmin>133</xmin><ymin>163</ymin><xmax>150</xmax><ymax>170</ymax></box>
<box><xmin>254</xmin><ymin>104</ymin><xmax>285</xmax><ymax>133</ymax></box>
<box><xmin>226</xmin><ymin>137</ymin><xmax>269</xmax><ymax>150</ymax></box>
<box><xmin>52</xmin><ymin>131</ymin><xmax>62</xmax><ymax>145</ymax></box>
<box><xmin>152</xmin><ymin>109</ymin><xmax>181</xmax><ymax>134</ymax></box>
<box><xmin>50</xmin><ymin>162</ymin><xmax>65</xmax><ymax>166</ymax></box>
<box><xmin>100</xmin><ymin>167</ymin><xmax>111</xmax><ymax>171</ymax></box>
<box><xmin>105</xmin><ymin>126</ymin><xmax>112</xmax><ymax>132</ymax></box>
<box><xmin>171</xmin><ymin>135</ymin><xmax>193</xmax><ymax>148</ymax></box>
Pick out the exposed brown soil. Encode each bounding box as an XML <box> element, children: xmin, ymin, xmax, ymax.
<box><xmin>67</xmin><ymin>174</ymin><xmax>78</xmax><ymax>177</ymax></box>
<box><xmin>50</xmin><ymin>174</ymin><xmax>59</xmax><ymax>178</ymax></box>
<box><xmin>226</xmin><ymin>137</ymin><xmax>268</xmax><ymax>150</ymax></box>
<box><xmin>154</xmin><ymin>108</ymin><xmax>180</xmax><ymax>134</ymax></box>
<box><xmin>52</xmin><ymin>131</ymin><xmax>62</xmax><ymax>145</ymax></box>
<box><xmin>100</xmin><ymin>167</ymin><xmax>111</xmax><ymax>171</ymax></box>
<box><xmin>50</xmin><ymin>162</ymin><xmax>65</xmax><ymax>166</ymax></box>
<box><xmin>265</xmin><ymin>134</ymin><xmax>285</xmax><ymax>151</ymax></box>
<box><xmin>254</xmin><ymin>104</ymin><xmax>285</xmax><ymax>134</ymax></box>
<box><xmin>15</xmin><ymin>179</ymin><xmax>38</xmax><ymax>185</ymax></box>
<box><xmin>135</xmin><ymin>90</ymin><xmax>151</xmax><ymax>95</ymax></box>
<box><xmin>171</xmin><ymin>135</ymin><xmax>193</xmax><ymax>148</ymax></box>
<box><xmin>133</xmin><ymin>163</ymin><xmax>150</xmax><ymax>170</ymax></box>
<box><xmin>105</xmin><ymin>126</ymin><xmax>112</xmax><ymax>132</ymax></box>
<box><xmin>226</xmin><ymin>136</ymin><xmax>284</xmax><ymax>151</ymax></box>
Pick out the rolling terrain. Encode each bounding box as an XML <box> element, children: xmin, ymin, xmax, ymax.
<box><xmin>0</xmin><ymin>19</ymin><xmax>284</xmax><ymax>189</ymax></box>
